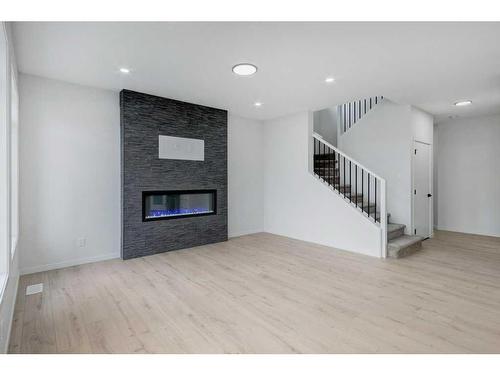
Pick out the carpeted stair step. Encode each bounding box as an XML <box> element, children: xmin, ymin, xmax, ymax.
<box><xmin>387</xmin><ymin>223</ymin><xmax>406</xmax><ymax>240</ymax></box>
<box><xmin>388</xmin><ymin>235</ymin><xmax>424</xmax><ymax>258</ymax></box>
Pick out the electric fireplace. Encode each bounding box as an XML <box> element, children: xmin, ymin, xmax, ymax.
<box><xmin>142</xmin><ymin>189</ymin><xmax>217</xmax><ymax>221</ymax></box>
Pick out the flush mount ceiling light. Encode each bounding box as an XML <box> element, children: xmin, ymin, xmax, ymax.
<box><xmin>325</xmin><ymin>77</ymin><xmax>335</xmax><ymax>83</ymax></box>
<box><xmin>454</xmin><ymin>100</ymin><xmax>472</xmax><ymax>106</ymax></box>
<box><xmin>232</xmin><ymin>63</ymin><xmax>258</xmax><ymax>76</ymax></box>
<box><xmin>119</xmin><ymin>67</ymin><xmax>131</xmax><ymax>74</ymax></box>
<box><xmin>254</xmin><ymin>102</ymin><xmax>263</xmax><ymax>107</ymax></box>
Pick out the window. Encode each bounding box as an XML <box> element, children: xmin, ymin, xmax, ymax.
<box><xmin>0</xmin><ymin>23</ymin><xmax>8</xmax><ymax>297</ymax></box>
<box><xmin>10</xmin><ymin>66</ymin><xmax>18</xmax><ymax>257</ymax></box>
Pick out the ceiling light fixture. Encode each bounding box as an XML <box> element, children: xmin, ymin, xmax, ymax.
<box><xmin>325</xmin><ymin>77</ymin><xmax>335</xmax><ymax>83</ymax></box>
<box><xmin>254</xmin><ymin>102</ymin><xmax>263</xmax><ymax>107</ymax></box>
<box><xmin>454</xmin><ymin>100</ymin><xmax>472</xmax><ymax>106</ymax></box>
<box><xmin>232</xmin><ymin>63</ymin><xmax>258</xmax><ymax>76</ymax></box>
<box><xmin>119</xmin><ymin>67</ymin><xmax>131</xmax><ymax>74</ymax></box>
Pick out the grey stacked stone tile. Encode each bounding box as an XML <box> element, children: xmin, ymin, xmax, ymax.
<box><xmin>120</xmin><ymin>90</ymin><xmax>227</xmax><ymax>259</ymax></box>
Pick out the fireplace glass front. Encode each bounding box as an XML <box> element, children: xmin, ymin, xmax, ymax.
<box><xmin>142</xmin><ymin>190</ymin><xmax>216</xmax><ymax>221</ymax></box>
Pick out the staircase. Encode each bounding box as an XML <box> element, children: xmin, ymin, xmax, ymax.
<box><xmin>387</xmin><ymin>223</ymin><xmax>424</xmax><ymax>258</ymax></box>
<box><xmin>312</xmin><ymin>132</ymin><xmax>424</xmax><ymax>258</ymax></box>
<box><xmin>339</xmin><ymin>96</ymin><xmax>384</xmax><ymax>133</ymax></box>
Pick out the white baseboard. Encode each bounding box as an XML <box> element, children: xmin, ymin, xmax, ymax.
<box><xmin>228</xmin><ymin>229</ymin><xmax>264</xmax><ymax>238</ymax></box>
<box><xmin>20</xmin><ymin>252</ymin><xmax>120</xmax><ymax>275</ymax></box>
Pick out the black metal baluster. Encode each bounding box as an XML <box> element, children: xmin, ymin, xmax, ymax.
<box><xmin>348</xmin><ymin>102</ymin><xmax>351</xmax><ymax>129</ymax></box>
<box><xmin>349</xmin><ymin>160</ymin><xmax>352</xmax><ymax>202</ymax></box>
<box><xmin>375</xmin><ymin>96</ymin><xmax>378</xmax><ymax>105</ymax></box>
<box><xmin>370</xmin><ymin>97</ymin><xmax>372</xmax><ymax>109</ymax></box>
<box><xmin>328</xmin><ymin>146</ymin><xmax>332</xmax><ymax>186</ymax></box>
<box><xmin>361</xmin><ymin>170</ymin><xmax>364</xmax><ymax>212</ymax></box>
<box><xmin>355</xmin><ymin>164</ymin><xmax>358</xmax><ymax>208</ymax></box>
<box><xmin>375</xmin><ymin>178</ymin><xmax>378</xmax><ymax>222</ymax></box>
<box><xmin>364</xmin><ymin>99</ymin><xmax>366</xmax><ymax>114</ymax></box>
<box><xmin>368</xmin><ymin>173</ymin><xmax>371</xmax><ymax>218</ymax></box>
<box><xmin>343</xmin><ymin>156</ymin><xmax>346</xmax><ymax>197</ymax></box>
<box><xmin>343</xmin><ymin>105</ymin><xmax>346</xmax><ymax>132</ymax></box>
<box><xmin>358</xmin><ymin>100</ymin><xmax>361</xmax><ymax>120</ymax></box>
<box><xmin>321</xmin><ymin>143</ymin><xmax>325</xmax><ymax>181</ymax></box>
<box><xmin>314</xmin><ymin>138</ymin><xmax>317</xmax><ymax>174</ymax></box>
<box><xmin>333</xmin><ymin>151</ymin><xmax>340</xmax><ymax>191</ymax></box>
<box><xmin>331</xmin><ymin>148</ymin><xmax>334</xmax><ymax>187</ymax></box>
<box><xmin>353</xmin><ymin>101</ymin><xmax>356</xmax><ymax>124</ymax></box>
<box><xmin>319</xmin><ymin>141</ymin><xmax>322</xmax><ymax>178</ymax></box>
<box><xmin>333</xmin><ymin>149</ymin><xmax>336</xmax><ymax>187</ymax></box>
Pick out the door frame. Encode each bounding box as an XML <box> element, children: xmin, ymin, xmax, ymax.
<box><xmin>411</xmin><ymin>139</ymin><xmax>433</xmax><ymax>238</ymax></box>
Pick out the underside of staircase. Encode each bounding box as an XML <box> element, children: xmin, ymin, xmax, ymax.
<box><xmin>313</xmin><ymin>152</ymin><xmax>424</xmax><ymax>258</ymax></box>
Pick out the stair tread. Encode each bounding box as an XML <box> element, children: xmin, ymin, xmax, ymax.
<box><xmin>388</xmin><ymin>234</ymin><xmax>424</xmax><ymax>250</ymax></box>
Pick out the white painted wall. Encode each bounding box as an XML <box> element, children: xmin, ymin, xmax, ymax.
<box><xmin>313</xmin><ymin>107</ymin><xmax>337</xmax><ymax>146</ymax></box>
<box><xmin>411</xmin><ymin>107</ymin><xmax>434</xmax><ymax>145</ymax></box>
<box><xmin>228</xmin><ymin>114</ymin><xmax>264</xmax><ymax>237</ymax></box>
<box><xmin>0</xmin><ymin>22</ymin><xmax>20</xmax><ymax>354</ymax></box>
<box><xmin>338</xmin><ymin>100</ymin><xmax>413</xmax><ymax>231</ymax></box>
<box><xmin>436</xmin><ymin>114</ymin><xmax>500</xmax><ymax>237</ymax></box>
<box><xmin>263</xmin><ymin>111</ymin><xmax>382</xmax><ymax>257</ymax></box>
<box><xmin>17</xmin><ymin>75</ymin><xmax>266</xmax><ymax>275</ymax></box>
<box><xmin>18</xmin><ymin>74</ymin><xmax>121</xmax><ymax>275</ymax></box>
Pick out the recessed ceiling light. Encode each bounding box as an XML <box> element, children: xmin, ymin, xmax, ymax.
<box><xmin>119</xmin><ymin>67</ymin><xmax>131</xmax><ymax>74</ymax></box>
<box><xmin>232</xmin><ymin>63</ymin><xmax>258</xmax><ymax>76</ymax></box>
<box><xmin>254</xmin><ymin>102</ymin><xmax>263</xmax><ymax>107</ymax></box>
<box><xmin>454</xmin><ymin>100</ymin><xmax>472</xmax><ymax>106</ymax></box>
<box><xmin>325</xmin><ymin>77</ymin><xmax>335</xmax><ymax>83</ymax></box>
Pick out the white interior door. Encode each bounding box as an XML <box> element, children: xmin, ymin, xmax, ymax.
<box><xmin>413</xmin><ymin>141</ymin><xmax>432</xmax><ymax>238</ymax></box>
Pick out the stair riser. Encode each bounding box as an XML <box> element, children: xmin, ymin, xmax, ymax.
<box><xmin>388</xmin><ymin>227</ymin><xmax>405</xmax><ymax>241</ymax></box>
<box><xmin>388</xmin><ymin>241</ymin><xmax>422</xmax><ymax>258</ymax></box>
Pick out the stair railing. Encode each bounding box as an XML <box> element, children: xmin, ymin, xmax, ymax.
<box><xmin>312</xmin><ymin>132</ymin><xmax>387</xmax><ymax>257</ymax></box>
<box><xmin>338</xmin><ymin>96</ymin><xmax>384</xmax><ymax>133</ymax></box>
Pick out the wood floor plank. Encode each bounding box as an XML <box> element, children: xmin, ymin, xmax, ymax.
<box><xmin>19</xmin><ymin>272</ymin><xmax>57</xmax><ymax>353</ymax></box>
<box><xmin>8</xmin><ymin>230</ymin><xmax>500</xmax><ymax>353</ymax></box>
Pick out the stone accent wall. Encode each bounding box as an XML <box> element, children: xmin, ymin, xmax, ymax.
<box><xmin>120</xmin><ymin>90</ymin><xmax>227</xmax><ymax>259</ymax></box>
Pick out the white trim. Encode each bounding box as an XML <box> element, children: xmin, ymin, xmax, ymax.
<box><xmin>411</xmin><ymin>139</ymin><xmax>433</xmax><ymax>238</ymax></box>
<box><xmin>20</xmin><ymin>252</ymin><xmax>120</xmax><ymax>275</ymax></box>
<box><xmin>380</xmin><ymin>179</ymin><xmax>388</xmax><ymax>258</ymax></box>
<box><xmin>229</xmin><ymin>229</ymin><xmax>264</xmax><ymax>238</ymax></box>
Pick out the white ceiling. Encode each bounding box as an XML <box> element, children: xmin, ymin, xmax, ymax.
<box><xmin>12</xmin><ymin>22</ymin><xmax>500</xmax><ymax>121</ymax></box>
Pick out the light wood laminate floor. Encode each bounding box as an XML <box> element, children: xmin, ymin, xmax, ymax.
<box><xmin>8</xmin><ymin>230</ymin><xmax>500</xmax><ymax>353</ymax></box>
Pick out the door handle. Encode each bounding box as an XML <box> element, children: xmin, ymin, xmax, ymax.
<box><xmin>427</xmin><ymin>194</ymin><xmax>432</xmax><ymax>197</ymax></box>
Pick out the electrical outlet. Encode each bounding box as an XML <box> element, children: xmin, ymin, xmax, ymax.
<box><xmin>77</xmin><ymin>237</ymin><xmax>86</xmax><ymax>248</ymax></box>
